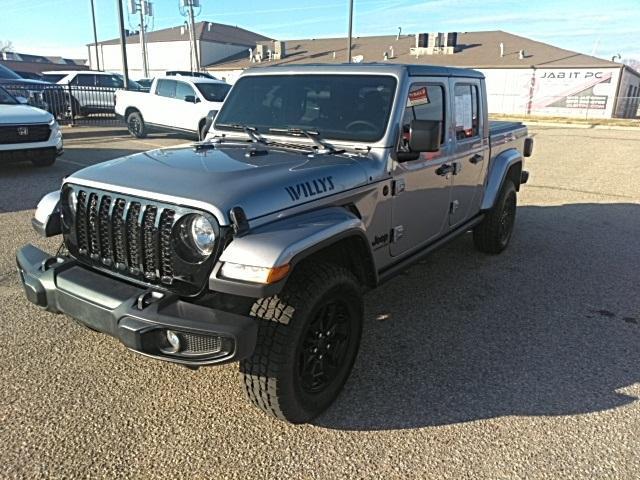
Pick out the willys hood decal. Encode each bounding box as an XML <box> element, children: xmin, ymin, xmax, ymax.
<box><xmin>67</xmin><ymin>144</ymin><xmax>370</xmax><ymax>224</ymax></box>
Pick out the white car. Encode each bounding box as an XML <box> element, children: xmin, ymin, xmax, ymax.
<box><xmin>114</xmin><ymin>76</ymin><xmax>231</xmax><ymax>139</ymax></box>
<box><xmin>41</xmin><ymin>70</ymin><xmax>143</xmax><ymax>116</ymax></box>
<box><xmin>0</xmin><ymin>86</ymin><xmax>63</xmax><ymax>167</ymax></box>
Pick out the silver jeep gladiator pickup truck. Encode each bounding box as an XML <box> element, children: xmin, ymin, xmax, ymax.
<box><xmin>17</xmin><ymin>64</ymin><xmax>532</xmax><ymax>423</ymax></box>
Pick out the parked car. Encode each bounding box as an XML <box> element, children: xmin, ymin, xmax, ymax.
<box><xmin>166</xmin><ymin>70</ymin><xmax>218</xmax><ymax>80</ymax></box>
<box><xmin>0</xmin><ymin>86</ymin><xmax>63</xmax><ymax>167</ymax></box>
<box><xmin>135</xmin><ymin>78</ymin><xmax>154</xmax><ymax>91</ymax></box>
<box><xmin>115</xmin><ymin>76</ymin><xmax>231</xmax><ymax>139</ymax></box>
<box><xmin>42</xmin><ymin>70</ymin><xmax>143</xmax><ymax>116</ymax></box>
<box><xmin>0</xmin><ymin>64</ymin><xmax>65</xmax><ymax>115</ymax></box>
<box><xmin>14</xmin><ymin>70</ymin><xmax>45</xmax><ymax>81</ymax></box>
<box><xmin>18</xmin><ymin>64</ymin><xmax>532</xmax><ymax>423</ymax></box>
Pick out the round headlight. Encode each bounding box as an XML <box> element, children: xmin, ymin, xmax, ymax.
<box><xmin>190</xmin><ymin>215</ymin><xmax>216</xmax><ymax>256</ymax></box>
<box><xmin>174</xmin><ymin>214</ymin><xmax>217</xmax><ymax>262</ymax></box>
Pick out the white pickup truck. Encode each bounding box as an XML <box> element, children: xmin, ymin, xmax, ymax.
<box><xmin>115</xmin><ymin>76</ymin><xmax>231</xmax><ymax>139</ymax></box>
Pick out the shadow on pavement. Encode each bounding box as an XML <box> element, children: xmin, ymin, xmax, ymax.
<box><xmin>0</xmin><ymin>148</ymin><xmax>142</xmax><ymax>213</ymax></box>
<box><xmin>317</xmin><ymin>202</ymin><xmax>640</xmax><ymax>431</ymax></box>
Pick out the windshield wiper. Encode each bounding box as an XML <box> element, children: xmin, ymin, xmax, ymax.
<box><xmin>215</xmin><ymin>123</ymin><xmax>270</xmax><ymax>145</ymax></box>
<box><xmin>268</xmin><ymin>128</ymin><xmax>343</xmax><ymax>154</ymax></box>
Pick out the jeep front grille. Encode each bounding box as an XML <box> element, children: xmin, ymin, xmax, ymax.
<box><xmin>63</xmin><ymin>185</ymin><xmax>222</xmax><ymax>297</ymax></box>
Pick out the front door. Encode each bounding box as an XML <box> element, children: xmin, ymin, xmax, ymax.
<box><xmin>449</xmin><ymin>81</ymin><xmax>487</xmax><ymax>226</ymax></box>
<box><xmin>390</xmin><ymin>81</ymin><xmax>454</xmax><ymax>257</ymax></box>
<box><xmin>173</xmin><ymin>80</ymin><xmax>200</xmax><ymax>131</ymax></box>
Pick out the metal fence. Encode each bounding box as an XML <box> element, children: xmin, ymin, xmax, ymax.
<box><xmin>487</xmin><ymin>94</ymin><xmax>640</xmax><ymax>120</ymax></box>
<box><xmin>2</xmin><ymin>83</ymin><xmax>125</xmax><ymax>127</ymax></box>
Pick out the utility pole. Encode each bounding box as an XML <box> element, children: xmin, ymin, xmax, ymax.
<box><xmin>138</xmin><ymin>3</ymin><xmax>149</xmax><ymax>77</ymax></box>
<box><xmin>90</xmin><ymin>0</ymin><xmax>100</xmax><ymax>70</ymax></box>
<box><xmin>187</xmin><ymin>1</ymin><xmax>200</xmax><ymax>72</ymax></box>
<box><xmin>347</xmin><ymin>0</ymin><xmax>353</xmax><ymax>63</ymax></box>
<box><xmin>116</xmin><ymin>0</ymin><xmax>130</xmax><ymax>89</ymax></box>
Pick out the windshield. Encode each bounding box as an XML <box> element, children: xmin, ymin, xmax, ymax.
<box><xmin>196</xmin><ymin>82</ymin><xmax>231</xmax><ymax>102</ymax></box>
<box><xmin>215</xmin><ymin>74</ymin><xmax>397</xmax><ymax>143</ymax></box>
<box><xmin>0</xmin><ymin>86</ymin><xmax>17</xmax><ymax>104</ymax></box>
<box><xmin>41</xmin><ymin>73</ymin><xmax>66</xmax><ymax>83</ymax></box>
<box><xmin>0</xmin><ymin>64</ymin><xmax>22</xmax><ymax>80</ymax></box>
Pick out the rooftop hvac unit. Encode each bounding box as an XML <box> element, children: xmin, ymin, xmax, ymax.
<box><xmin>273</xmin><ymin>41</ymin><xmax>286</xmax><ymax>60</ymax></box>
<box><xmin>446</xmin><ymin>32</ymin><xmax>457</xmax><ymax>48</ymax></box>
<box><xmin>412</xmin><ymin>31</ymin><xmax>460</xmax><ymax>56</ymax></box>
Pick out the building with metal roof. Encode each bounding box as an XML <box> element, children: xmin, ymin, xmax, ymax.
<box><xmin>88</xmin><ymin>23</ymin><xmax>640</xmax><ymax>119</ymax></box>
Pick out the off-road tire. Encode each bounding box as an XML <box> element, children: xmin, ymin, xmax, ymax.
<box><xmin>473</xmin><ymin>179</ymin><xmax>517</xmax><ymax>254</ymax></box>
<box><xmin>127</xmin><ymin>111</ymin><xmax>147</xmax><ymax>138</ymax></box>
<box><xmin>31</xmin><ymin>153</ymin><xmax>56</xmax><ymax>167</ymax></box>
<box><xmin>240</xmin><ymin>262</ymin><xmax>363</xmax><ymax>423</ymax></box>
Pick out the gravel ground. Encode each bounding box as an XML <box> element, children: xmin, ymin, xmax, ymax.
<box><xmin>1</xmin><ymin>126</ymin><xmax>638</xmax><ymax>479</ymax></box>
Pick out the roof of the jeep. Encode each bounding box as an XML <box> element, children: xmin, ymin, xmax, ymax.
<box><xmin>238</xmin><ymin>63</ymin><xmax>484</xmax><ymax>79</ymax></box>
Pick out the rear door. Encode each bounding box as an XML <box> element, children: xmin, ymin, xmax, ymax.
<box><xmin>448</xmin><ymin>80</ymin><xmax>487</xmax><ymax>226</ymax></box>
<box><xmin>95</xmin><ymin>74</ymin><xmax>124</xmax><ymax>111</ymax></box>
<box><xmin>146</xmin><ymin>78</ymin><xmax>177</xmax><ymax>125</ymax></box>
<box><xmin>390</xmin><ymin>79</ymin><xmax>453</xmax><ymax>257</ymax></box>
<box><xmin>71</xmin><ymin>73</ymin><xmax>96</xmax><ymax>109</ymax></box>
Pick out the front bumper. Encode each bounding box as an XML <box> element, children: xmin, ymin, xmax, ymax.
<box><xmin>16</xmin><ymin>244</ymin><xmax>257</xmax><ymax>367</ymax></box>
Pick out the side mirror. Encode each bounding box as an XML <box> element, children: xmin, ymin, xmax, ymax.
<box><xmin>184</xmin><ymin>95</ymin><xmax>198</xmax><ymax>103</ymax></box>
<box><xmin>15</xmin><ymin>96</ymin><xmax>29</xmax><ymax>105</ymax></box>
<box><xmin>408</xmin><ymin>119</ymin><xmax>441</xmax><ymax>153</ymax></box>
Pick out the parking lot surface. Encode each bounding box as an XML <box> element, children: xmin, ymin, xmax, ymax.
<box><xmin>1</xmin><ymin>126</ymin><xmax>639</xmax><ymax>479</ymax></box>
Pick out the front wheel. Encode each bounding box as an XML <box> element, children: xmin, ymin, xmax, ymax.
<box><xmin>126</xmin><ymin>111</ymin><xmax>147</xmax><ymax>138</ymax></box>
<box><xmin>473</xmin><ymin>179</ymin><xmax>517</xmax><ymax>254</ymax></box>
<box><xmin>240</xmin><ymin>262</ymin><xmax>363</xmax><ymax>423</ymax></box>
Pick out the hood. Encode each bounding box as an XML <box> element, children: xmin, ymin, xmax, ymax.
<box><xmin>67</xmin><ymin>144</ymin><xmax>371</xmax><ymax>224</ymax></box>
<box><xmin>0</xmin><ymin>104</ymin><xmax>53</xmax><ymax>124</ymax></box>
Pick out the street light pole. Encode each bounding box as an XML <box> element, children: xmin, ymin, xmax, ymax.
<box><xmin>116</xmin><ymin>0</ymin><xmax>130</xmax><ymax>89</ymax></box>
<box><xmin>347</xmin><ymin>0</ymin><xmax>353</xmax><ymax>63</ymax></box>
<box><xmin>90</xmin><ymin>0</ymin><xmax>100</xmax><ymax>70</ymax></box>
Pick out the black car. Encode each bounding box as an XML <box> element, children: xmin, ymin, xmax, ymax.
<box><xmin>166</xmin><ymin>70</ymin><xmax>218</xmax><ymax>80</ymax></box>
<box><xmin>0</xmin><ymin>64</ymin><xmax>66</xmax><ymax>117</ymax></box>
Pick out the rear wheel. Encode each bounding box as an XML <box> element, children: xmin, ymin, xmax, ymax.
<box><xmin>240</xmin><ymin>262</ymin><xmax>363</xmax><ymax>423</ymax></box>
<box><xmin>473</xmin><ymin>179</ymin><xmax>517</xmax><ymax>253</ymax></box>
<box><xmin>126</xmin><ymin>111</ymin><xmax>147</xmax><ymax>138</ymax></box>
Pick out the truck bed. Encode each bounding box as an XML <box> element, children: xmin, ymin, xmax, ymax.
<box><xmin>489</xmin><ymin>120</ymin><xmax>528</xmax><ymax>158</ymax></box>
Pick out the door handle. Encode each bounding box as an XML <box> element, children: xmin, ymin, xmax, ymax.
<box><xmin>470</xmin><ymin>154</ymin><xmax>484</xmax><ymax>164</ymax></box>
<box><xmin>436</xmin><ymin>164</ymin><xmax>455</xmax><ymax>176</ymax></box>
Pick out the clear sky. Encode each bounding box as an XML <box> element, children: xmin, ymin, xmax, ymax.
<box><xmin>1</xmin><ymin>0</ymin><xmax>639</xmax><ymax>61</ymax></box>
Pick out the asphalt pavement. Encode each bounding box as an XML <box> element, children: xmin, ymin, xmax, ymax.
<box><xmin>0</xmin><ymin>125</ymin><xmax>638</xmax><ymax>479</ymax></box>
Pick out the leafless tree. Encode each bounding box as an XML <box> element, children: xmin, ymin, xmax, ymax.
<box><xmin>622</xmin><ymin>58</ymin><xmax>640</xmax><ymax>71</ymax></box>
<box><xmin>0</xmin><ymin>40</ymin><xmax>13</xmax><ymax>53</ymax></box>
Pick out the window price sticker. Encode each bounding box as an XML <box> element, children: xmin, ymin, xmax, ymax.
<box><xmin>407</xmin><ymin>86</ymin><xmax>430</xmax><ymax>107</ymax></box>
